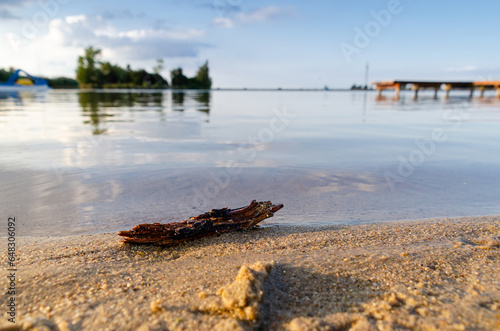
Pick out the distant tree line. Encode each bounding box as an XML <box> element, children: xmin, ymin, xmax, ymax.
<box><xmin>76</xmin><ymin>47</ymin><xmax>168</xmax><ymax>89</ymax></box>
<box><xmin>76</xmin><ymin>46</ymin><xmax>212</xmax><ymax>89</ymax></box>
<box><xmin>2</xmin><ymin>47</ymin><xmax>213</xmax><ymax>89</ymax></box>
<box><xmin>43</xmin><ymin>77</ymin><xmax>79</xmax><ymax>88</ymax></box>
<box><xmin>350</xmin><ymin>84</ymin><xmax>369</xmax><ymax>90</ymax></box>
<box><xmin>0</xmin><ymin>67</ymin><xmax>12</xmax><ymax>82</ymax></box>
<box><xmin>170</xmin><ymin>61</ymin><xmax>212</xmax><ymax>89</ymax></box>
<box><xmin>0</xmin><ymin>67</ymin><xmax>78</xmax><ymax>88</ymax></box>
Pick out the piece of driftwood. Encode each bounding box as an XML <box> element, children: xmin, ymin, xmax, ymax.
<box><xmin>118</xmin><ymin>200</ymin><xmax>284</xmax><ymax>246</ymax></box>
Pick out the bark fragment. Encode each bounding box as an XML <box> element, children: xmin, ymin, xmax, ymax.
<box><xmin>118</xmin><ymin>200</ymin><xmax>284</xmax><ymax>246</ymax></box>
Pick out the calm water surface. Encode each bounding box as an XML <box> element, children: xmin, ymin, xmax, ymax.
<box><xmin>1</xmin><ymin>89</ymin><xmax>500</xmax><ymax>235</ymax></box>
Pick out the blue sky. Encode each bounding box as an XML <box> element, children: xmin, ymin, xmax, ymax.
<box><xmin>0</xmin><ymin>0</ymin><xmax>499</xmax><ymax>88</ymax></box>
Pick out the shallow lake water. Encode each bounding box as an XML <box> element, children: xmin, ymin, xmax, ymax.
<box><xmin>1</xmin><ymin>89</ymin><xmax>500</xmax><ymax>236</ymax></box>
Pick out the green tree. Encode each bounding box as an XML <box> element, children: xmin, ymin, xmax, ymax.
<box><xmin>170</xmin><ymin>68</ymin><xmax>189</xmax><ymax>88</ymax></box>
<box><xmin>0</xmin><ymin>68</ymin><xmax>12</xmax><ymax>82</ymax></box>
<box><xmin>130</xmin><ymin>69</ymin><xmax>148</xmax><ymax>87</ymax></box>
<box><xmin>153</xmin><ymin>59</ymin><xmax>164</xmax><ymax>75</ymax></box>
<box><xmin>194</xmin><ymin>60</ymin><xmax>212</xmax><ymax>89</ymax></box>
<box><xmin>74</xmin><ymin>46</ymin><xmax>168</xmax><ymax>89</ymax></box>
<box><xmin>45</xmin><ymin>77</ymin><xmax>78</xmax><ymax>88</ymax></box>
<box><xmin>100</xmin><ymin>62</ymin><xmax>128</xmax><ymax>86</ymax></box>
<box><xmin>76</xmin><ymin>46</ymin><xmax>102</xmax><ymax>88</ymax></box>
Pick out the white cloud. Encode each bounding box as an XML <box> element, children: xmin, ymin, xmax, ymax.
<box><xmin>213</xmin><ymin>6</ymin><xmax>294</xmax><ymax>29</ymax></box>
<box><xmin>65</xmin><ymin>15</ymin><xmax>85</xmax><ymax>24</ymax></box>
<box><xmin>237</xmin><ymin>6</ymin><xmax>293</xmax><ymax>23</ymax></box>
<box><xmin>118</xmin><ymin>28</ymin><xmax>204</xmax><ymax>41</ymax></box>
<box><xmin>1</xmin><ymin>14</ymin><xmax>209</xmax><ymax>77</ymax></box>
<box><xmin>447</xmin><ymin>65</ymin><xmax>479</xmax><ymax>73</ymax></box>
<box><xmin>213</xmin><ymin>17</ymin><xmax>234</xmax><ymax>29</ymax></box>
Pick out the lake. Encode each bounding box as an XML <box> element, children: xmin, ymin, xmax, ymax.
<box><xmin>1</xmin><ymin>89</ymin><xmax>500</xmax><ymax>236</ymax></box>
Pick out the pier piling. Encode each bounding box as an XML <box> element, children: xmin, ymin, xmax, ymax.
<box><xmin>373</xmin><ymin>80</ymin><xmax>500</xmax><ymax>100</ymax></box>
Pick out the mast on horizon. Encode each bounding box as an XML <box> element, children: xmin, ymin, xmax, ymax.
<box><xmin>364</xmin><ymin>62</ymin><xmax>369</xmax><ymax>89</ymax></box>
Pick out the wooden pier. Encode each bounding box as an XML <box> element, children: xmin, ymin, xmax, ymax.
<box><xmin>474</xmin><ymin>81</ymin><xmax>500</xmax><ymax>98</ymax></box>
<box><xmin>373</xmin><ymin>80</ymin><xmax>500</xmax><ymax>100</ymax></box>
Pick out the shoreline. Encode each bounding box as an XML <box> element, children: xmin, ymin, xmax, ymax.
<box><xmin>3</xmin><ymin>213</ymin><xmax>500</xmax><ymax>239</ymax></box>
<box><xmin>4</xmin><ymin>159</ymin><xmax>500</xmax><ymax>238</ymax></box>
<box><xmin>1</xmin><ymin>215</ymin><xmax>499</xmax><ymax>330</ymax></box>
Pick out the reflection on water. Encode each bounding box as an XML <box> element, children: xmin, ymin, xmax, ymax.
<box><xmin>172</xmin><ymin>91</ymin><xmax>184</xmax><ymax>110</ymax></box>
<box><xmin>0</xmin><ymin>90</ymin><xmax>45</xmax><ymax>104</ymax></box>
<box><xmin>79</xmin><ymin>92</ymin><xmax>113</xmax><ymax>134</ymax></box>
<box><xmin>171</xmin><ymin>91</ymin><xmax>210</xmax><ymax>114</ymax></box>
<box><xmin>79</xmin><ymin>91</ymin><xmax>164</xmax><ymax>108</ymax></box>
<box><xmin>78</xmin><ymin>91</ymin><xmax>166</xmax><ymax>134</ymax></box>
<box><xmin>76</xmin><ymin>90</ymin><xmax>210</xmax><ymax>134</ymax></box>
<box><xmin>194</xmin><ymin>92</ymin><xmax>210</xmax><ymax>114</ymax></box>
<box><xmin>2</xmin><ymin>89</ymin><xmax>500</xmax><ymax>235</ymax></box>
<box><xmin>0</xmin><ymin>91</ymin><xmax>20</xmax><ymax>101</ymax></box>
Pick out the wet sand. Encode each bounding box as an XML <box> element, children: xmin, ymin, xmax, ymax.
<box><xmin>1</xmin><ymin>216</ymin><xmax>499</xmax><ymax>330</ymax></box>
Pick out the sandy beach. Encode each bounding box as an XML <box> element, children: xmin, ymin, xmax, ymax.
<box><xmin>1</xmin><ymin>216</ymin><xmax>499</xmax><ymax>330</ymax></box>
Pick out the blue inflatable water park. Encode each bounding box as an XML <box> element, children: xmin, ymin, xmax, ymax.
<box><xmin>0</xmin><ymin>69</ymin><xmax>49</xmax><ymax>91</ymax></box>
